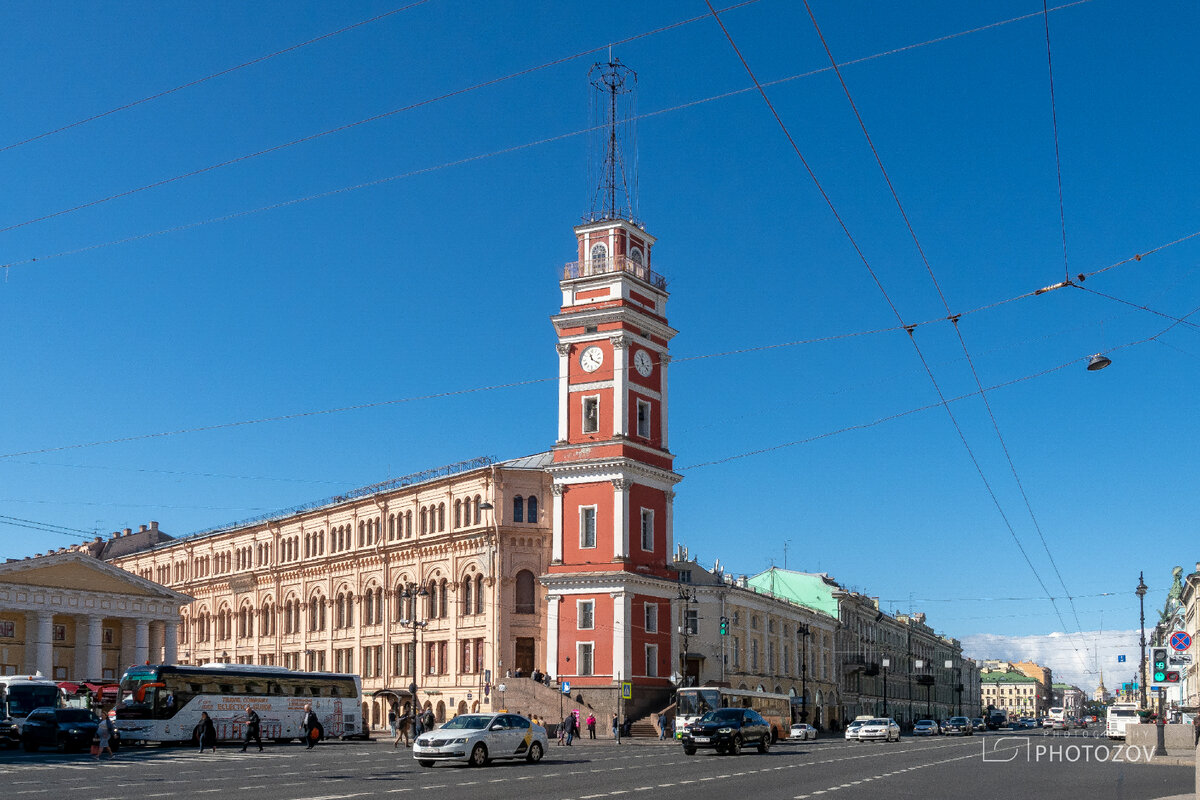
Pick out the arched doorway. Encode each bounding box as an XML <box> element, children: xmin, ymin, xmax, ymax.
<box><xmin>436</xmin><ymin>701</ymin><xmax>446</xmax><ymax>722</ymax></box>
<box><xmin>471</xmin><ymin>701</ymin><xmax>480</xmax><ymax>712</ymax></box>
<box><xmin>457</xmin><ymin>700</ymin><xmax>468</xmax><ymax>717</ymax></box>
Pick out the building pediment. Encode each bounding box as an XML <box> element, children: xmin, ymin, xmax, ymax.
<box><xmin>0</xmin><ymin>551</ymin><xmax>190</xmax><ymax>603</ymax></box>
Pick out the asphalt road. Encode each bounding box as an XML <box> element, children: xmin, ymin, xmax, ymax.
<box><xmin>0</xmin><ymin>730</ymin><xmax>1190</xmax><ymax>800</ymax></box>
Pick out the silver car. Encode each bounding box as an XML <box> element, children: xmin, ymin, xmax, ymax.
<box><xmin>414</xmin><ymin>713</ymin><xmax>548</xmax><ymax>768</ymax></box>
<box><xmin>857</xmin><ymin>718</ymin><xmax>900</xmax><ymax>742</ymax></box>
<box><xmin>790</xmin><ymin>723</ymin><xmax>817</xmax><ymax>740</ymax></box>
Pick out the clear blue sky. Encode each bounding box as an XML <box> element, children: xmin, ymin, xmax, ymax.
<box><xmin>1</xmin><ymin>1</ymin><xmax>1196</xmax><ymax>675</ymax></box>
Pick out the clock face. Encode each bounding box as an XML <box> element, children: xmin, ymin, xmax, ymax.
<box><xmin>579</xmin><ymin>345</ymin><xmax>604</xmax><ymax>373</ymax></box>
<box><xmin>634</xmin><ymin>349</ymin><xmax>653</xmax><ymax>377</ymax></box>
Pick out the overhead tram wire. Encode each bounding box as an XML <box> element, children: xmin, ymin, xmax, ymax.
<box><xmin>0</xmin><ymin>0</ymin><xmax>1107</xmax><ymax>274</ymax></box>
<box><xmin>1039</xmin><ymin>0</ymin><xmax>1072</xmax><ymax>285</ymax></box>
<box><xmin>0</xmin><ymin>514</ymin><xmax>96</xmax><ymax>541</ymax></box>
<box><xmin>704</xmin><ymin>1</ymin><xmax>1069</xmax><ymax>643</ymax></box>
<box><xmin>0</xmin><ymin>0</ymin><xmax>436</xmax><ymax>154</ymax></box>
<box><xmin>0</xmin><ymin>0</ymin><xmax>766</xmax><ymax>238</ymax></box>
<box><xmin>797</xmin><ymin>1</ymin><xmax>1087</xmax><ymax>642</ymax></box>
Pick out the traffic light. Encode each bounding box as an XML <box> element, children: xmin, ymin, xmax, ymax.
<box><xmin>719</xmin><ymin>616</ymin><xmax>728</xmax><ymax>635</ymax></box>
<box><xmin>1152</xmin><ymin>648</ymin><xmax>1168</xmax><ymax>682</ymax></box>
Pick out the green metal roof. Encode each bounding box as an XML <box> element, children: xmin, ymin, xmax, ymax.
<box><xmin>746</xmin><ymin>567</ymin><xmax>839</xmax><ymax>619</ymax></box>
<box><xmin>982</xmin><ymin>671</ymin><xmax>1038</xmax><ymax>684</ymax></box>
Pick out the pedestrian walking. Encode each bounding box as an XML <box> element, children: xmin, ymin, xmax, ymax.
<box><xmin>240</xmin><ymin>706</ymin><xmax>263</xmax><ymax>752</ymax></box>
<box><xmin>565</xmin><ymin>710</ymin><xmax>578</xmax><ymax>746</ymax></box>
<box><xmin>93</xmin><ymin>712</ymin><xmax>116</xmax><ymax>760</ymax></box>
<box><xmin>301</xmin><ymin>704</ymin><xmax>321</xmax><ymax>750</ymax></box>
<box><xmin>421</xmin><ymin>707</ymin><xmax>435</xmax><ymax>733</ymax></box>
<box><xmin>394</xmin><ymin>704</ymin><xmax>412</xmax><ymax>748</ymax></box>
<box><xmin>659</xmin><ymin>715</ymin><xmax>671</xmax><ymax>740</ymax></box>
<box><xmin>195</xmin><ymin>711</ymin><xmax>217</xmax><ymax>754</ymax></box>
<box><xmin>586</xmin><ymin>713</ymin><xmax>596</xmax><ymax>739</ymax></box>
<box><xmin>1193</xmin><ymin>713</ymin><xmax>1200</xmax><ymax>746</ymax></box>
<box><xmin>612</xmin><ymin>713</ymin><xmax>619</xmax><ymax>740</ymax></box>
<box><xmin>388</xmin><ymin>703</ymin><xmax>398</xmax><ymax>740</ymax></box>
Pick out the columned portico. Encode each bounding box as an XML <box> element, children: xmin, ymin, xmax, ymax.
<box><xmin>86</xmin><ymin>614</ymin><xmax>104</xmax><ymax>678</ymax></box>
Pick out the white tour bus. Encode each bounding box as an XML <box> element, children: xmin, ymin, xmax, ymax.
<box><xmin>113</xmin><ymin>663</ymin><xmax>362</xmax><ymax>744</ymax></box>
<box><xmin>0</xmin><ymin>674</ymin><xmax>63</xmax><ymax>745</ymax></box>
<box><xmin>675</xmin><ymin>686</ymin><xmax>792</xmax><ymax>741</ymax></box>
<box><xmin>1106</xmin><ymin>702</ymin><xmax>1140</xmax><ymax>740</ymax></box>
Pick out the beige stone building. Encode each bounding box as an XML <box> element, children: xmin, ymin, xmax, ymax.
<box><xmin>0</xmin><ymin>551</ymin><xmax>191</xmax><ymax>680</ymax></box>
<box><xmin>105</xmin><ymin>456</ymin><xmax>552</xmax><ymax>728</ymax></box>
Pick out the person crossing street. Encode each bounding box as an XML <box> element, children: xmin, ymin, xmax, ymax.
<box><xmin>240</xmin><ymin>706</ymin><xmax>263</xmax><ymax>752</ymax></box>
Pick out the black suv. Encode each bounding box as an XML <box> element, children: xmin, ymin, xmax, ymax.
<box><xmin>681</xmin><ymin>707</ymin><xmax>772</xmax><ymax>756</ymax></box>
<box><xmin>20</xmin><ymin>707</ymin><xmax>108</xmax><ymax>753</ymax></box>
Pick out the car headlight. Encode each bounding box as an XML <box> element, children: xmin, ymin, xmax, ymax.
<box><xmin>717</xmin><ymin>727</ymin><xmax>733</xmax><ymax>733</ymax></box>
<box><xmin>69</xmin><ymin>729</ymin><xmax>81</xmax><ymax>735</ymax></box>
<box><xmin>449</xmin><ymin>737</ymin><xmax>468</xmax><ymax>744</ymax></box>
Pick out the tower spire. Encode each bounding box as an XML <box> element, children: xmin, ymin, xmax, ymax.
<box><xmin>587</xmin><ymin>58</ymin><xmax>638</xmax><ymax>224</ymax></box>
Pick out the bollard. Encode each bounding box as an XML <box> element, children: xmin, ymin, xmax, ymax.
<box><xmin>1154</xmin><ymin>720</ymin><xmax>1166</xmax><ymax>758</ymax></box>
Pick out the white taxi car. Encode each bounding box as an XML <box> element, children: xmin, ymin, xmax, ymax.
<box><xmin>414</xmin><ymin>712</ymin><xmax>548</xmax><ymax>768</ymax></box>
<box><xmin>856</xmin><ymin>718</ymin><xmax>901</xmax><ymax>742</ymax></box>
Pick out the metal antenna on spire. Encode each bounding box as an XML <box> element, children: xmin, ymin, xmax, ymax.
<box><xmin>586</xmin><ymin>57</ymin><xmax>638</xmax><ymax>224</ymax></box>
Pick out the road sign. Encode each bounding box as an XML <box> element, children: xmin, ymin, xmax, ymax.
<box><xmin>484</xmin><ymin>669</ymin><xmax>492</xmax><ymax>683</ymax></box>
<box><xmin>1170</xmin><ymin>631</ymin><xmax>1191</xmax><ymax>651</ymax></box>
<box><xmin>1117</xmin><ymin>654</ymin><xmax>1126</xmax><ymax>663</ymax></box>
<box><xmin>467</xmin><ymin>692</ymin><xmax>473</xmax><ymax>700</ymax></box>
<box><xmin>1170</xmin><ymin>655</ymin><xmax>1193</xmax><ymax>665</ymax></box>
<box><xmin>561</xmin><ymin>681</ymin><xmax>571</xmax><ymax>695</ymax></box>
<box><xmin>497</xmin><ymin>683</ymin><xmax>507</xmax><ymax>693</ymax></box>
<box><xmin>621</xmin><ymin>681</ymin><xmax>632</xmax><ymax>700</ymax></box>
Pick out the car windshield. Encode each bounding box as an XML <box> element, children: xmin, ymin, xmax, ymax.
<box><xmin>699</xmin><ymin>709</ymin><xmax>742</xmax><ymax>723</ymax></box>
<box><xmin>949</xmin><ymin>717</ymin><xmax>968</xmax><ymax>724</ymax></box>
<box><xmin>867</xmin><ymin>719</ymin><xmax>888</xmax><ymax>725</ymax></box>
<box><xmin>917</xmin><ymin>720</ymin><xmax>934</xmax><ymax>725</ymax></box>
<box><xmin>55</xmin><ymin>709</ymin><xmax>97</xmax><ymax>723</ymax></box>
<box><xmin>440</xmin><ymin>715</ymin><xmax>493</xmax><ymax>730</ymax></box>
<box><xmin>678</xmin><ymin>690</ymin><xmax>720</xmax><ymax>717</ymax></box>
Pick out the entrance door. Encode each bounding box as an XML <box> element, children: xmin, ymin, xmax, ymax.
<box><xmin>515</xmin><ymin>637</ymin><xmax>535</xmax><ymax>675</ymax></box>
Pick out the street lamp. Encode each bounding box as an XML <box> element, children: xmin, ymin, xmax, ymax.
<box><xmin>1136</xmin><ymin>571</ymin><xmax>1148</xmax><ymax>710</ymax></box>
<box><xmin>881</xmin><ymin>657</ymin><xmax>889</xmax><ymax>717</ymax></box>
<box><xmin>399</xmin><ymin>582</ymin><xmax>430</xmax><ymax>717</ymax></box>
<box><xmin>677</xmin><ymin>585</ymin><xmax>696</xmax><ymax>687</ymax></box>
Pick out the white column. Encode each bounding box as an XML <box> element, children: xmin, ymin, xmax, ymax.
<box><xmin>664</xmin><ymin>489</ymin><xmax>675</xmax><ymax>564</ymax></box>
<box><xmin>611</xmin><ymin>591</ymin><xmax>629</xmax><ymax>680</ymax></box>
<box><xmin>163</xmin><ymin>620</ymin><xmax>179</xmax><ymax>664</ymax></box>
<box><xmin>556</xmin><ymin>343</ymin><xmax>571</xmax><ymax>442</ymax></box>
<box><xmin>120</xmin><ymin>619</ymin><xmax>136</xmax><ymax>671</ymax></box>
<box><xmin>86</xmin><ymin>615</ymin><xmax>104</xmax><ymax>679</ymax></box>
<box><xmin>149</xmin><ymin>621</ymin><xmax>164</xmax><ymax>664</ymax></box>
<box><xmin>35</xmin><ymin>611</ymin><xmax>53</xmax><ymax>677</ymax></box>
<box><xmin>546</xmin><ymin>595</ymin><xmax>561</xmax><ymax>680</ymax></box>
<box><xmin>612</xmin><ymin>479</ymin><xmax>630</xmax><ymax>560</ymax></box>
<box><xmin>134</xmin><ymin>619</ymin><xmax>150</xmax><ymax>666</ymax></box>
<box><xmin>660</xmin><ymin>353</ymin><xmax>670</xmax><ymax>449</ymax></box>
<box><xmin>612</xmin><ymin>337</ymin><xmax>628</xmax><ymax>437</ymax></box>
<box><xmin>551</xmin><ymin>485</ymin><xmax>565</xmax><ymax>563</ymax></box>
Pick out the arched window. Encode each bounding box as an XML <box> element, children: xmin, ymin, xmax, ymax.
<box><xmin>439</xmin><ymin>579</ymin><xmax>448</xmax><ymax>618</ymax></box>
<box><xmin>358</xmin><ymin>521</ymin><xmax>365</xmax><ymax>547</ymax></box>
<box><xmin>406</xmin><ymin>511</ymin><xmax>413</xmax><ymax>537</ymax></box>
<box><xmin>473</xmin><ymin>495</ymin><xmax>482</xmax><ymax>525</ymax></box>
<box><xmin>527</xmin><ymin>495</ymin><xmax>538</xmax><ymax>522</ymax></box>
<box><xmin>420</xmin><ymin>508</ymin><xmax>428</xmax><ymax>535</ymax></box>
<box><xmin>388</xmin><ymin>514</ymin><xmax>396</xmax><ymax>540</ymax></box>
<box><xmin>630</xmin><ymin>247</ymin><xmax>644</xmax><ymax>266</ymax></box>
<box><xmin>515</xmin><ymin>570</ymin><xmax>536</xmax><ymax>614</ymax></box>
<box><xmin>363</xmin><ymin>589</ymin><xmax>373</xmax><ymax>624</ymax></box>
<box><xmin>454</xmin><ymin>500</ymin><xmax>462</xmax><ymax>528</ymax></box>
<box><xmin>374</xmin><ymin>587</ymin><xmax>384</xmax><ymax>624</ymax></box>
<box><xmin>590</xmin><ymin>242</ymin><xmax>607</xmax><ymax>268</ymax></box>
<box><xmin>438</xmin><ymin>503</ymin><xmax>446</xmax><ymax>532</ymax></box>
<box><xmin>345</xmin><ymin>592</ymin><xmax>354</xmax><ymax>627</ymax></box>
<box><xmin>513</xmin><ymin>496</ymin><xmax>524</xmax><ymax>523</ymax></box>
<box><xmin>475</xmin><ymin>574</ymin><xmax>485</xmax><ymax>614</ymax></box>
<box><xmin>428</xmin><ymin>581</ymin><xmax>438</xmax><ymax>618</ymax></box>
<box><xmin>462</xmin><ymin>576</ymin><xmax>473</xmax><ymax>615</ymax></box>
<box><xmin>337</xmin><ymin>594</ymin><xmax>346</xmax><ymax>628</ymax></box>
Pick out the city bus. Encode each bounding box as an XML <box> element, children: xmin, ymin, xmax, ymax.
<box><xmin>675</xmin><ymin>686</ymin><xmax>792</xmax><ymax>741</ymax></box>
<box><xmin>0</xmin><ymin>675</ymin><xmax>63</xmax><ymax>746</ymax></box>
<box><xmin>1106</xmin><ymin>702</ymin><xmax>1140</xmax><ymax>740</ymax></box>
<box><xmin>1047</xmin><ymin>706</ymin><xmax>1066</xmax><ymax>728</ymax></box>
<box><xmin>113</xmin><ymin>663</ymin><xmax>362</xmax><ymax>744</ymax></box>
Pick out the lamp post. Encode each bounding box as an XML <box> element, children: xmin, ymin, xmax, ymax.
<box><xmin>915</xmin><ymin>659</ymin><xmax>931</xmax><ymax>718</ymax></box>
<box><xmin>881</xmin><ymin>657</ymin><xmax>889</xmax><ymax>717</ymax></box>
<box><xmin>945</xmin><ymin>659</ymin><xmax>961</xmax><ymax>717</ymax></box>
<box><xmin>798</xmin><ymin>623</ymin><xmax>810</xmax><ymax>723</ymax></box>
<box><xmin>399</xmin><ymin>582</ymin><xmax>429</xmax><ymax>718</ymax></box>
<box><xmin>677</xmin><ymin>585</ymin><xmax>696</xmax><ymax>688</ymax></box>
<box><xmin>1136</xmin><ymin>571</ymin><xmax>1148</xmax><ymax>710</ymax></box>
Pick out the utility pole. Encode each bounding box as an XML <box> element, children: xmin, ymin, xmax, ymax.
<box><xmin>1137</xmin><ymin>572</ymin><xmax>1148</xmax><ymax>710</ymax></box>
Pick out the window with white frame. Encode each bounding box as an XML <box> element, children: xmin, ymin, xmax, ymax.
<box><xmin>582</xmin><ymin>396</ymin><xmax>600</xmax><ymax>433</ymax></box>
<box><xmin>646</xmin><ymin>643</ymin><xmax>659</xmax><ymax>677</ymax></box>
<box><xmin>644</xmin><ymin>603</ymin><xmax>658</xmax><ymax>633</ymax></box>
<box><xmin>636</xmin><ymin>399</ymin><xmax>651</xmax><ymax>438</ymax></box>
<box><xmin>685</xmin><ymin>608</ymin><xmax>699</xmax><ymax>635</ymax></box>
<box><xmin>580</xmin><ymin>506</ymin><xmax>597</xmax><ymax>549</ymax></box>
<box><xmin>578</xmin><ymin>642</ymin><xmax>595</xmax><ymax>676</ymax></box>
<box><xmin>578</xmin><ymin>600</ymin><xmax>595</xmax><ymax>630</ymax></box>
<box><xmin>640</xmin><ymin>508</ymin><xmax>653</xmax><ymax>551</ymax></box>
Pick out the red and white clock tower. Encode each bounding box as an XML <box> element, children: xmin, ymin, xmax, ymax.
<box><xmin>541</xmin><ymin>215</ymin><xmax>682</xmax><ymax>695</ymax></box>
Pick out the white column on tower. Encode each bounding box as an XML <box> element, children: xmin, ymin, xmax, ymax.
<box><xmin>556</xmin><ymin>344</ymin><xmax>571</xmax><ymax>442</ymax></box>
<box><xmin>611</xmin><ymin>591</ymin><xmax>629</xmax><ymax>680</ymax></box>
<box><xmin>551</xmin><ymin>484</ymin><xmax>565</xmax><ymax>563</ymax></box>
<box><xmin>612</xmin><ymin>479</ymin><xmax>630</xmax><ymax>560</ymax></box>
<box><xmin>546</xmin><ymin>595</ymin><xmax>561</xmax><ymax>679</ymax></box>
<box><xmin>660</xmin><ymin>353</ymin><xmax>671</xmax><ymax>449</ymax></box>
<box><xmin>612</xmin><ymin>335</ymin><xmax>629</xmax><ymax>437</ymax></box>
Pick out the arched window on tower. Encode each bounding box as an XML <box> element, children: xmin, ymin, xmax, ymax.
<box><xmin>590</xmin><ymin>242</ymin><xmax>607</xmax><ymax>272</ymax></box>
<box><xmin>527</xmin><ymin>495</ymin><xmax>538</xmax><ymax>523</ymax></box>
<box><xmin>515</xmin><ymin>570</ymin><xmax>536</xmax><ymax>614</ymax></box>
<box><xmin>512</xmin><ymin>496</ymin><xmax>524</xmax><ymax>523</ymax></box>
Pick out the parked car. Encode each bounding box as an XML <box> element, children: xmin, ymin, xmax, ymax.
<box><xmin>844</xmin><ymin>719</ymin><xmax>867</xmax><ymax>741</ymax></box>
<box><xmin>1042</xmin><ymin>718</ymin><xmax>1055</xmax><ymax>728</ymax></box>
<box><xmin>413</xmin><ymin>712</ymin><xmax>546</xmax><ymax>767</ymax></box>
<box><xmin>20</xmin><ymin>707</ymin><xmax>106</xmax><ymax>753</ymax></box>
<box><xmin>971</xmin><ymin>718</ymin><xmax>986</xmax><ymax>732</ymax></box>
<box><xmin>941</xmin><ymin>716</ymin><xmax>974</xmax><ymax>736</ymax></box>
<box><xmin>682</xmin><ymin>707</ymin><xmax>773</xmax><ymax>756</ymax></box>
<box><xmin>856</xmin><ymin>718</ymin><xmax>901</xmax><ymax>742</ymax></box>
<box><xmin>790</xmin><ymin>723</ymin><xmax>817</xmax><ymax>741</ymax></box>
<box><xmin>913</xmin><ymin>719</ymin><xmax>940</xmax><ymax>736</ymax></box>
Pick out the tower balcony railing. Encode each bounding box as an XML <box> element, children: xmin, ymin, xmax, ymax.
<box><xmin>562</xmin><ymin>256</ymin><xmax>667</xmax><ymax>290</ymax></box>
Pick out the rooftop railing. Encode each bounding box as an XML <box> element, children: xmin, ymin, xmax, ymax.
<box><xmin>561</xmin><ymin>256</ymin><xmax>667</xmax><ymax>290</ymax></box>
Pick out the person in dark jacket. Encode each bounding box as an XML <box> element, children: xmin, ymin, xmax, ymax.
<box><xmin>196</xmin><ymin>711</ymin><xmax>217</xmax><ymax>754</ymax></box>
<box><xmin>301</xmin><ymin>704</ymin><xmax>322</xmax><ymax>749</ymax></box>
<box><xmin>240</xmin><ymin>706</ymin><xmax>263</xmax><ymax>752</ymax></box>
